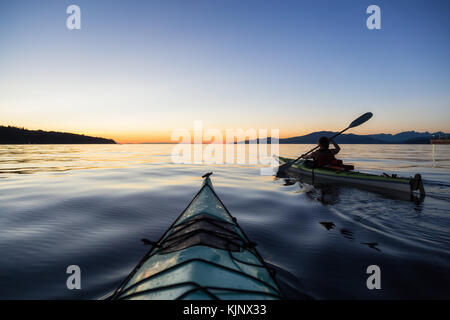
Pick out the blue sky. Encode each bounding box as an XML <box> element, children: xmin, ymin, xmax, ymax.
<box><xmin>1</xmin><ymin>0</ymin><xmax>449</xmax><ymax>142</ymax></box>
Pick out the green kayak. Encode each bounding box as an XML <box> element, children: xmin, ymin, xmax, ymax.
<box><xmin>276</xmin><ymin>156</ymin><xmax>425</xmax><ymax>197</ymax></box>
<box><xmin>109</xmin><ymin>173</ymin><xmax>283</xmax><ymax>300</ymax></box>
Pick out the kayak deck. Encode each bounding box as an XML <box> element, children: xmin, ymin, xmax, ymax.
<box><xmin>276</xmin><ymin>156</ymin><xmax>425</xmax><ymax>196</ymax></box>
<box><xmin>110</xmin><ymin>173</ymin><xmax>282</xmax><ymax>300</ymax></box>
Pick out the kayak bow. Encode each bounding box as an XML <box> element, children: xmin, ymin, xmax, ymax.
<box><xmin>110</xmin><ymin>173</ymin><xmax>283</xmax><ymax>300</ymax></box>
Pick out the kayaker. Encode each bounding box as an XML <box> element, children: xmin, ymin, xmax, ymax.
<box><xmin>304</xmin><ymin>136</ymin><xmax>341</xmax><ymax>168</ymax></box>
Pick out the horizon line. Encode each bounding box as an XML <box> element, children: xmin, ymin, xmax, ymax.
<box><xmin>2</xmin><ymin>125</ymin><xmax>449</xmax><ymax>144</ymax></box>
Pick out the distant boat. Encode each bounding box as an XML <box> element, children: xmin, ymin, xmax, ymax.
<box><xmin>430</xmin><ymin>138</ymin><xmax>450</xmax><ymax>144</ymax></box>
<box><xmin>430</xmin><ymin>134</ymin><xmax>450</xmax><ymax>144</ymax></box>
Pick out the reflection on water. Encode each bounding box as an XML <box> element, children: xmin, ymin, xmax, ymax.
<box><xmin>0</xmin><ymin>144</ymin><xmax>449</xmax><ymax>299</ymax></box>
<box><xmin>319</xmin><ymin>222</ymin><xmax>335</xmax><ymax>230</ymax></box>
<box><xmin>361</xmin><ymin>242</ymin><xmax>381</xmax><ymax>252</ymax></box>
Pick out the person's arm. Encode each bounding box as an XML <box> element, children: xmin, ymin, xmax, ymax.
<box><xmin>329</xmin><ymin>138</ymin><xmax>340</xmax><ymax>155</ymax></box>
<box><xmin>303</xmin><ymin>151</ymin><xmax>316</xmax><ymax>159</ymax></box>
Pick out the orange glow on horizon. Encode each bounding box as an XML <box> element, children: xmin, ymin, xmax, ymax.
<box><xmin>4</xmin><ymin>123</ymin><xmax>444</xmax><ymax>144</ymax></box>
<box><xmin>108</xmin><ymin>128</ymin><xmax>381</xmax><ymax>144</ymax></box>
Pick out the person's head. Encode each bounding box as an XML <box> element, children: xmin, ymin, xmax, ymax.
<box><xmin>318</xmin><ymin>136</ymin><xmax>329</xmax><ymax>149</ymax></box>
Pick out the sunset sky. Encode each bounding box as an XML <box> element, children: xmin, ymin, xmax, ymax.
<box><xmin>1</xmin><ymin>0</ymin><xmax>449</xmax><ymax>143</ymax></box>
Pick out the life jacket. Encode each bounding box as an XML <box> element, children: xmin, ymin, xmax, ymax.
<box><xmin>313</xmin><ymin>149</ymin><xmax>338</xmax><ymax>167</ymax></box>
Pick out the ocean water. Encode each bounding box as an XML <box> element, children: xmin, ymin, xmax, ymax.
<box><xmin>0</xmin><ymin>144</ymin><xmax>449</xmax><ymax>299</ymax></box>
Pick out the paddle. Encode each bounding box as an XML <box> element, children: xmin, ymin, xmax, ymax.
<box><xmin>276</xmin><ymin>112</ymin><xmax>373</xmax><ymax>175</ymax></box>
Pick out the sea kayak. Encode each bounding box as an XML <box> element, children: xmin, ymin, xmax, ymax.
<box><xmin>276</xmin><ymin>156</ymin><xmax>425</xmax><ymax>196</ymax></box>
<box><xmin>109</xmin><ymin>173</ymin><xmax>283</xmax><ymax>300</ymax></box>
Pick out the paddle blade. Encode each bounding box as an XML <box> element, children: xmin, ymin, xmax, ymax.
<box><xmin>349</xmin><ymin>112</ymin><xmax>373</xmax><ymax>128</ymax></box>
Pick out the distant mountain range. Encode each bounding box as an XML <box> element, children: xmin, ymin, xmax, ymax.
<box><xmin>0</xmin><ymin>126</ymin><xmax>116</xmax><ymax>144</ymax></box>
<box><xmin>239</xmin><ymin>131</ymin><xmax>450</xmax><ymax>144</ymax></box>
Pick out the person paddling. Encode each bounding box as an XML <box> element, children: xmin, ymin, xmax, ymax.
<box><xmin>304</xmin><ymin>136</ymin><xmax>341</xmax><ymax>168</ymax></box>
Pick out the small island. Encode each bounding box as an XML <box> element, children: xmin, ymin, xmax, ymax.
<box><xmin>0</xmin><ymin>126</ymin><xmax>116</xmax><ymax>144</ymax></box>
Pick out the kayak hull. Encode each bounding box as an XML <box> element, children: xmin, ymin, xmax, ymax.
<box><xmin>110</xmin><ymin>174</ymin><xmax>282</xmax><ymax>300</ymax></box>
<box><xmin>276</xmin><ymin>156</ymin><xmax>424</xmax><ymax>196</ymax></box>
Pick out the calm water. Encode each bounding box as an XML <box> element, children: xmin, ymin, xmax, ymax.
<box><xmin>0</xmin><ymin>144</ymin><xmax>449</xmax><ymax>299</ymax></box>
